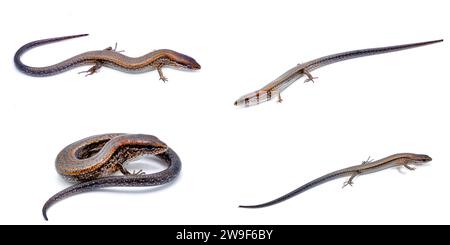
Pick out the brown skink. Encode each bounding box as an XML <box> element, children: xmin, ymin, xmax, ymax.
<box><xmin>14</xmin><ymin>34</ymin><xmax>201</xmax><ymax>81</ymax></box>
<box><xmin>43</xmin><ymin>133</ymin><xmax>182</xmax><ymax>220</ymax></box>
<box><xmin>240</xmin><ymin>153</ymin><xmax>432</xmax><ymax>208</ymax></box>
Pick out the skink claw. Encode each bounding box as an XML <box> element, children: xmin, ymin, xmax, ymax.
<box><xmin>342</xmin><ymin>180</ymin><xmax>353</xmax><ymax>188</ymax></box>
<box><xmin>132</xmin><ymin>169</ymin><xmax>146</xmax><ymax>175</ymax></box>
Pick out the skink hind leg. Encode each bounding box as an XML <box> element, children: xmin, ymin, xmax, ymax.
<box><xmin>105</xmin><ymin>43</ymin><xmax>125</xmax><ymax>53</ymax></box>
<box><xmin>361</xmin><ymin>156</ymin><xmax>373</xmax><ymax>164</ymax></box>
<box><xmin>78</xmin><ymin>61</ymin><xmax>102</xmax><ymax>76</ymax></box>
<box><xmin>342</xmin><ymin>173</ymin><xmax>358</xmax><ymax>188</ymax></box>
<box><xmin>79</xmin><ymin>44</ymin><xmax>126</xmax><ymax>76</ymax></box>
<box><xmin>343</xmin><ymin>157</ymin><xmax>372</xmax><ymax>188</ymax></box>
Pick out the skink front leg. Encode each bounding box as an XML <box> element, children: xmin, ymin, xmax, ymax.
<box><xmin>277</xmin><ymin>93</ymin><xmax>283</xmax><ymax>103</ymax></box>
<box><xmin>157</xmin><ymin>65</ymin><xmax>168</xmax><ymax>82</ymax></box>
<box><xmin>131</xmin><ymin>169</ymin><xmax>146</xmax><ymax>175</ymax></box>
<box><xmin>303</xmin><ymin>70</ymin><xmax>318</xmax><ymax>83</ymax></box>
<box><xmin>269</xmin><ymin>90</ymin><xmax>283</xmax><ymax>103</ymax></box>
<box><xmin>117</xmin><ymin>163</ymin><xmax>146</xmax><ymax>176</ymax></box>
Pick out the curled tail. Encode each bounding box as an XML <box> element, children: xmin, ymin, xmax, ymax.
<box><xmin>14</xmin><ymin>34</ymin><xmax>88</xmax><ymax>76</ymax></box>
<box><xmin>42</xmin><ymin>148</ymin><xmax>182</xmax><ymax>221</ymax></box>
<box><xmin>42</xmin><ymin>178</ymin><xmax>101</xmax><ymax>221</ymax></box>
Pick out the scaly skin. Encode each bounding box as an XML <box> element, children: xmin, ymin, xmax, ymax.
<box><xmin>14</xmin><ymin>34</ymin><xmax>201</xmax><ymax>80</ymax></box>
<box><xmin>43</xmin><ymin>133</ymin><xmax>182</xmax><ymax>221</ymax></box>
<box><xmin>239</xmin><ymin>153</ymin><xmax>432</xmax><ymax>208</ymax></box>
<box><xmin>234</xmin><ymin>39</ymin><xmax>443</xmax><ymax>107</ymax></box>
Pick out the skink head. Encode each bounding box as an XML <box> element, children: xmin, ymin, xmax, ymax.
<box><xmin>409</xmin><ymin>154</ymin><xmax>432</xmax><ymax>164</ymax></box>
<box><xmin>166</xmin><ymin>50</ymin><xmax>201</xmax><ymax>70</ymax></box>
<box><xmin>234</xmin><ymin>91</ymin><xmax>273</xmax><ymax>108</ymax></box>
<box><xmin>234</xmin><ymin>92</ymin><xmax>257</xmax><ymax>108</ymax></box>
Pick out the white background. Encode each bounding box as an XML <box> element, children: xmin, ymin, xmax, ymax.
<box><xmin>0</xmin><ymin>0</ymin><xmax>448</xmax><ymax>224</ymax></box>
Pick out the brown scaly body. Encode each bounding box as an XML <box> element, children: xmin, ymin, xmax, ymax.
<box><xmin>14</xmin><ymin>34</ymin><xmax>200</xmax><ymax>81</ymax></box>
<box><xmin>43</xmin><ymin>133</ymin><xmax>182</xmax><ymax>220</ymax></box>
